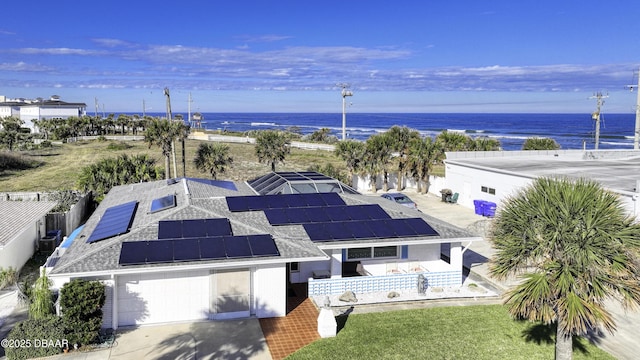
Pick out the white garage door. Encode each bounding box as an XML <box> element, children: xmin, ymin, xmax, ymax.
<box><xmin>117</xmin><ymin>271</ymin><xmax>209</xmax><ymax>326</ymax></box>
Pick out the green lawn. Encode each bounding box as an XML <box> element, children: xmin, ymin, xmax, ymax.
<box><xmin>287</xmin><ymin>305</ymin><xmax>614</xmax><ymax>360</ymax></box>
<box><xmin>0</xmin><ymin>138</ymin><xmax>346</xmax><ymax>192</ymax></box>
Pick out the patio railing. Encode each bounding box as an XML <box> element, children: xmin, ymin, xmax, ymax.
<box><xmin>308</xmin><ymin>270</ymin><xmax>462</xmax><ymax>296</ymax></box>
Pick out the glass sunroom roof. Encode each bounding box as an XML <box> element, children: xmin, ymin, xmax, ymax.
<box><xmin>247</xmin><ymin>171</ymin><xmax>359</xmax><ymax>195</ymax></box>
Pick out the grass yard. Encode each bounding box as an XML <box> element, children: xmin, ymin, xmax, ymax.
<box><xmin>0</xmin><ymin>138</ymin><xmax>346</xmax><ymax>192</ymax></box>
<box><xmin>287</xmin><ymin>305</ymin><xmax>614</xmax><ymax>360</ymax></box>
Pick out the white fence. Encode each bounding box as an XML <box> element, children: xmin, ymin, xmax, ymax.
<box><xmin>308</xmin><ymin>270</ymin><xmax>463</xmax><ymax>296</ymax></box>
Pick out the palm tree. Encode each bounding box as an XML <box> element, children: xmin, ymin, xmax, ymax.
<box><xmin>334</xmin><ymin>140</ymin><xmax>365</xmax><ymax>186</ymax></box>
<box><xmin>522</xmin><ymin>137</ymin><xmax>561</xmax><ymax>150</ymax></box>
<box><xmin>489</xmin><ymin>177</ymin><xmax>640</xmax><ymax>360</ymax></box>
<box><xmin>361</xmin><ymin>134</ymin><xmax>392</xmax><ymax>193</ymax></box>
<box><xmin>385</xmin><ymin>126</ymin><xmax>420</xmax><ymax>190</ymax></box>
<box><xmin>406</xmin><ymin>136</ymin><xmax>444</xmax><ymax>194</ymax></box>
<box><xmin>436</xmin><ymin>130</ymin><xmax>472</xmax><ymax>152</ymax></box>
<box><xmin>470</xmin><ymin>137</ymin><xmax>501</xmax><ymax>151</ymax></box>
<box><xmin>255</xmin><ymin>130</ymin><xmax>291</xmax><ymax>171</ymax></box>
<box><xmin>144</xmin><ymin>118</ymin><xmax>185</xmax><ymax>179</ymax></box>
<box><xmin>194</xmin><ymin>143</ymin><xmax>234</xmax><ymax>179</ymax></box>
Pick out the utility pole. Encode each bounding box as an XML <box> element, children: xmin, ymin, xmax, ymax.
<box><xmin>188</xmin><ymin>92</ymin><xmax>192</xmax><ymax>126</ymax></box>
<box><xmin>589</xmin><ymin>92</ymin><xmax>608</xmax><ymax>150</ymax></box>
<box><xmin>164</xmin><ymin>87</ymin><xmax>177</xmax><ymax>179</ymax></box>
<box><xmin>337</xmin><ymin>83</ymin><xmax>353</xmax><ymax>140</ymax></box>
<box><xmin>626</xmin><ymin>67</ymin><xmax>640</xmax><ymax>150</ymax></box>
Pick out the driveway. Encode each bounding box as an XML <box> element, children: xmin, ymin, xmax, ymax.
<box><xmin>46</xmin><ymin>319</ymin><xmax>272</xmax><ymax>360</ymax></box>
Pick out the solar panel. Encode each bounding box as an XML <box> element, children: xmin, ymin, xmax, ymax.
<box><xmin>305</xmin><ymin>207</ymin><xmax>331</xmax><ymax>222</ymax></box>
<box><xmin>405</xmin><ymin>218</ymin><xmax>439</xmax><ymax>236</ymax></box>
<box><xmin>362</xmin><ymin>204</ymin><xmax>391</xmax><ymax>220</ymax></box>
<box><xmin>285</xmin><ymin>194</ymin><xmax>307</xmax><ymax>207</ymax></box>
<box><xmin>321</xmin><ymin>193</ymin><xmax>346</xmax><ymax>206</ymax></box>
<box><xmin>200</xmin><ymin>237</ymin><xmax>227</xmax><ymax>260</ymax></box>
<box><xmin>150</xmin><ymin>194</ymin><xmax>176</xmax><ymax>213</ymax></box>
<box><xmin>224</xmin><ymin>236</ymin><xmax>252</xmax><ymax>258</ymax></box>
<box><xmin>119</xmin><ymin>241</ymin><xmax>148</xmax><ymax>265</ymax></box>
<box><xmin>172</xmin><ymin>238</ymin><xmax>201</xmax><ymax>262</ymax></box>
<box><xmin>264</xmin><ymin>209</ymin><xmax>290</xmax><ymax>226</ymax></box>
<box><xmin>158</xmin><ymin>220</ymin><xmax>183</xmax><ymax>239</ymax></box>
<box><xmin>181</xmin><ymin>219</ymin><xmax>207</xmax><ymax>238</ymax></box>
<box><xmin>87</xmin><ymin>201</ymin><xmax>138</xmax><ymax>243</ymax></box>
<box><xmin>367</xmin><ymin>219</ymin><xmax>398</xmax><ymax>238</ymax></box>
<box><xmin>248</xmin><ymin>235</ymin><xmax>280</xmax><ymax>257</ymax></box>
<box><xmin>226</xmin><ymin>196</ymin><xmax>249</xmax><ymax>212</ymax></box>
<box><xmin>304</xmin><ymin>217</ymin><xmax>439</xmax><ymax>242</ymax></box>
<box><xmin>146</xmin><ymin>240</ymin><xmax>174</xmax><ymax>263</ymax></box>
<box><xmin>326</xmin><ymin>206</ymin><xmax>349</xmax><ymax>221</ymax></box>
<box><xmin>205</xmin><ymin>218</ymin><xmax>233</xmax><ymax>237</ymax></box>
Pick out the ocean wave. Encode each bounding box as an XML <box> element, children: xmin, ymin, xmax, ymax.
<box><xmin>251</xmin><ymin>122</ymin><xmax>278</xmax><ymax>126</ymax></box>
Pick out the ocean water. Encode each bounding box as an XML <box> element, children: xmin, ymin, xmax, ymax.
<box><xmin>149</xmin><ymin>112</ymin><xmax>638</xmax><ymax>151</ymax></box>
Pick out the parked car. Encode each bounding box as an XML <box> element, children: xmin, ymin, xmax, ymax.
<box><xmin>380</xmin><ymin>193</ymin><xmax>418</xmax><ymax>210</ymax></box>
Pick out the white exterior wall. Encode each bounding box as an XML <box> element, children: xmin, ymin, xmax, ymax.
<box><xmin>445</xmin><ymin>162</ymin><xmax>534</xmax><ymax>210</ymax></box>
<box><xmin>253</xmin><ymin>264</ymin><xmax>286</xmax><ymax>318</ymax></box>
<box><xmin>0</xmin><ymin>218</ymin><xmax>43</xmax><ymax>271</ymax></box>
<box><xmin>117</xmin><ymin>270</ymin><xmax>209</xmax><ymax>326</ymax></box>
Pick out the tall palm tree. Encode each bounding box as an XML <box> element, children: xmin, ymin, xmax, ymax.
<box><xmin>255</xmin><ymin>130</ymin><xmax>291</xmax><ymax>171</ymax></box>
<box><xmin>406</xmin><ymin>136</ymin><xmax>444</xmax><ymax>194</ymax></box>
<box><xmin>194</xmin><ymin>143</ymin><xmax>234</xmax><ymax>179</ymax></box>
<box><xmin>334</xmin><ymin>140</ymin><xmax>365</xmax><ymax>186</ymax></box>
<box><xmin>361</xmin><ymin>134</ymin><xmax>392</xmax><ymax>193</ymax></box>
<box><xmin>490</xmin><ymin>177</ymin><xmax>640</xmax><ymax>360</ymax></box>
<box><xmin>144</xmin><ymin>118</ymin><xmax>185</xmax><ymax>179</ymax></box>
<box><xmin>385</xmin><ymin>126</ymin><xmax>420</xmax><ymax>190</ymax></box>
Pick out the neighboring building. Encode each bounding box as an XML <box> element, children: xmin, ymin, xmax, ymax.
<box><xmin>0</xmin><ymin>201</ymin><xmax>58</xmax><ymax>270</ymax></box>
<box><xmin>0</xmin><ymin>95</ymin><xmax>87</xmax><ymax>132</ymax></box>
<box><xmin>46</xmin><ymin>172</ymin><xmax>480</xmax><ymax>329</ymax></box>
<box><xmin>444</xmin><ymin>149</ymin><xmax>640</xmax><ymax>218</ymax></box>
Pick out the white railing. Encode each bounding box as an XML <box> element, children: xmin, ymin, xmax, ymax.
<box><xmin>308</xmin><ymin>270</ymin><xmax>463</xmax><ymax>296</ymax></box>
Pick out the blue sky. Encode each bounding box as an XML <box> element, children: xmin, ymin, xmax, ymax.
<box><xmin>1</xmin><ymin>1</ymin><xmax>639</xmax><ymax>113</ymax></box>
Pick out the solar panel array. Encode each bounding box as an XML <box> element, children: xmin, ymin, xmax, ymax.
<box><xmin>150</xmin><ymin>194</ymin><xmax>176</xmax><ymax>213</ymax></box>
<box><xmin>86</xmin><ymin>201</ymin><xmax>138</xmax><ymax>243</ymax></box>
<box><xmin>226</xmin><ymin>192</ymin><xmax>345</xmax><ymax>212</ymax></box>
<box><xmin>119</xmin><ymin>234</ymin><xmax>280</xmax><ymax>265</ymax></box>
<box><xmin>158</xmin><ymin>218</ymin><xmax>232</xmax><ymax>239</ymax></box>
<box><xmin>303</xmin><ymin>218</ymin><xmax>439</xmax><ymax>242</ymax></box>
<box><xmin>265</xmin><ymin>204</ymin><xmax>391</xmax><ymax>225</ymax></box>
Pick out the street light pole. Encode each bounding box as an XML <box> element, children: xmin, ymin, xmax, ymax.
<box><xmin>338</xmin><ymin>83</ymin><xmax>353</xmax><ymax>141</ymax></box>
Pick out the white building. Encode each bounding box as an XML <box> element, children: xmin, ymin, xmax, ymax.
<box><xmin>0</xmin><ymin>95</ymin><xmax>87</xmax><ymax>132</ymax></box>
<box><xmin>444</xmin><ymin>149</ymin><xmax>640</xmax><ymax>218</ymax></box>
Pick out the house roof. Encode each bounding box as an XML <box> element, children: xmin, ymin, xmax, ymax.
<box><xmin>445</xmin><ymin>149</ymin><xmax>640</xmax><ymax>194</ymax></box>
<box><xmin>49</xmin><ymin>176</ymin><xmax>478</xmax><ymax>276</ymax></box>
<box><xmin>0</xmin><ymin>201</ymin><xmax>58</xmax><ymax>247</ymax></box>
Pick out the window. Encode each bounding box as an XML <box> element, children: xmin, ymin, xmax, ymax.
<box><xmin>347</xmin><ymin>246</ymin><xmax>398</xmax><ymax>260</ymax></box>
<box><xmin>481</xmin><ymin>186</ymin><xmax>496</xmax><ymax>195</ymax></box>
<box><xmin>290</xmin><ymin>262</ymin><xmax>299</xmax><ymax>272</ymax></box>
<box><xmin>373</xmin><ymin>246</ymin><xmax>397</xmax><ymax>258</ymax></box>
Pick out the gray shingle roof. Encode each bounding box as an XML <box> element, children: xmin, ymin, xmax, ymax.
<box><xmin>0</xmin><ymin>201</ymin><xmax>57</xmax><ymax>247</ymax></box>
<box><xmin>50</xmin><ymin>177</ymin><xmax>477</xmax><ymax>276</ymax></box>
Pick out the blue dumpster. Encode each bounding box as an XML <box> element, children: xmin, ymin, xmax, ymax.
<box><xmin>473</xmin><ymin>200</ymin><xmax>484</xmax><ymax>215</ymax></box>
<box><xmin>483</xmin><ymin>202</ymin><xmax>497</xmax><ymax>217</ymax></box>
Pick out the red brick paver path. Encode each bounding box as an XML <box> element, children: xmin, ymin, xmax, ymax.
<box><xmin>259</xmin><ymin>297</ymin><xmax>320</xmax><ymax>360</ymax></box>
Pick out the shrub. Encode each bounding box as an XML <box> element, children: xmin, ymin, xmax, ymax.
<box><xmin>5</xmin><ymin>317</ymin><xmax>66</xmax><ymax>359</ymax></box>
<box><xmin>59</xmin><ymin>280</ymin><xmax>105</xmax><ymax>346</ymax></box>
<box><xmin>0</xmin><ymin>267</ymin><xmax>18</xmax><ymax>289</ymax></box>
<box><xmin>106</xmin><ymin>141</ymin><xmax>131</xmax><ymax>151</ymax></box>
